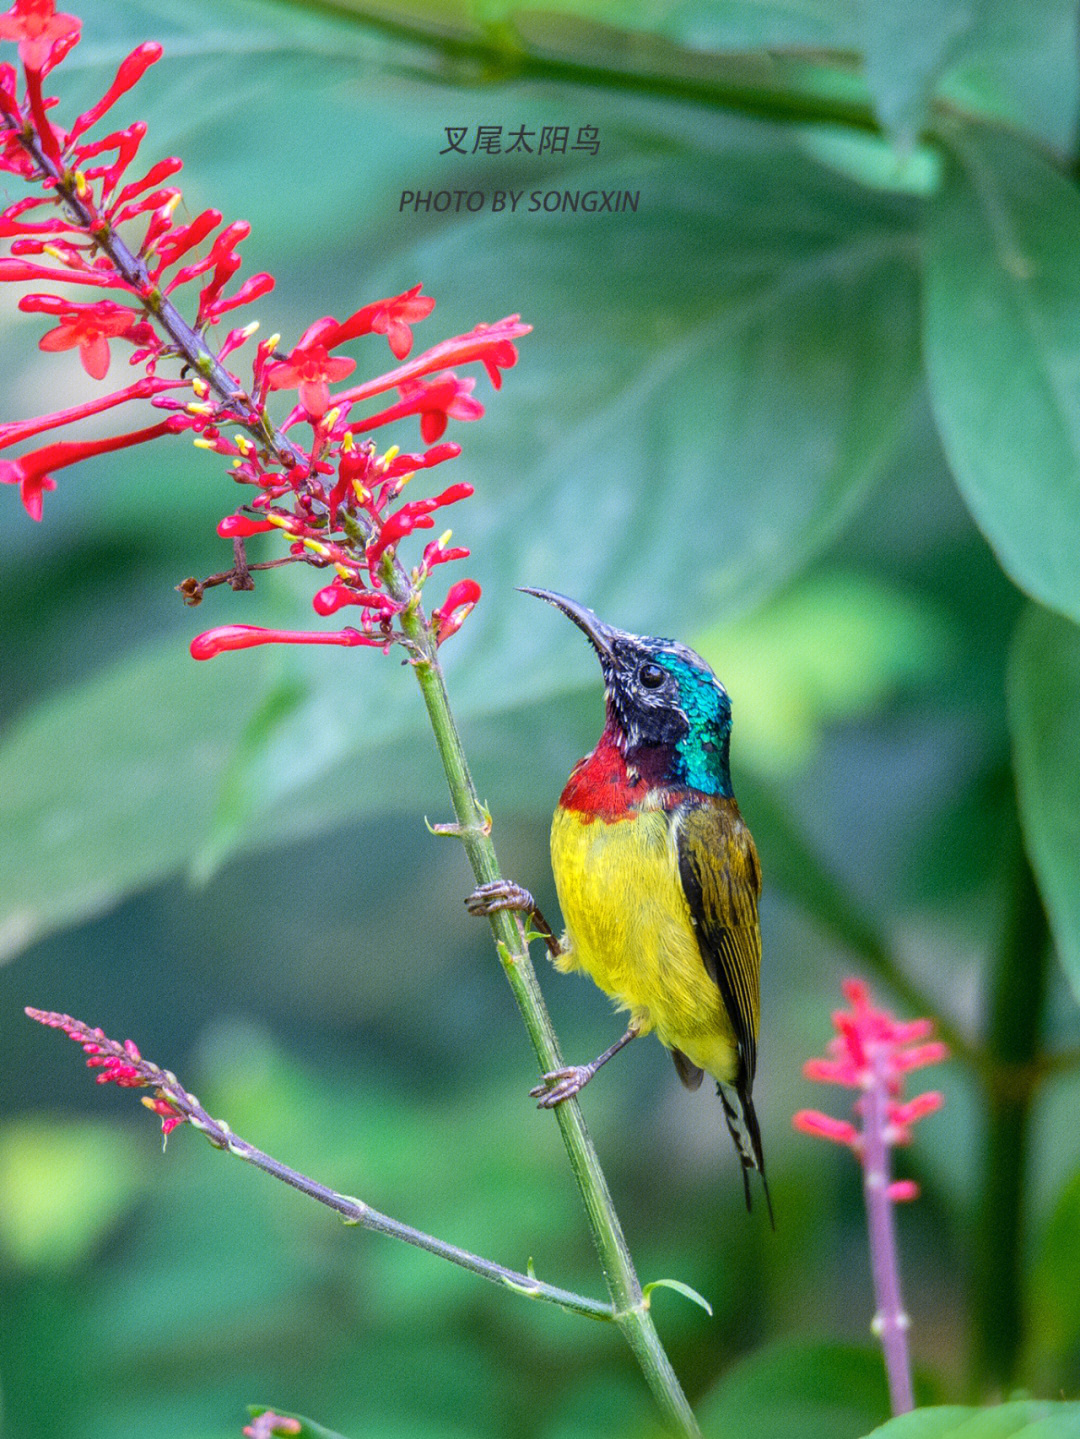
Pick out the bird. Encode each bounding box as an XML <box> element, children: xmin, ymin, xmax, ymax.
<box><xmin>467</xmin><ymin>588</ymin><xmax>771</xmax><ymax>1219</ymax></box>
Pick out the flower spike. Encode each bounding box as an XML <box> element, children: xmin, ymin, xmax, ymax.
<box><xmin>793</xmin><ymin>979</ymin><xmax>948</xmax><ymax>1416</ymax></box>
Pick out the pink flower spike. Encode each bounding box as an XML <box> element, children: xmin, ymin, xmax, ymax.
<box><xmin>0</xmin><ymin>0</ymin><xmax>80</xmax><ymax>72</ymax></box>
<box><xmin>791</xmin><ymin>1110</ymin><xmax>860</xmax><ymax>1147</ymax></box>
<box><xmin>190</xmin><ymin>625</ymin><xmax>372</xmax><ymax>660</ymax></box>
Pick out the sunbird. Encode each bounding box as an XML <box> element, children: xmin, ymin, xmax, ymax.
<box><xmin>468</xmin><ymin>589</ymin><xmax>771</xmax><ymax>1218</ymax></box>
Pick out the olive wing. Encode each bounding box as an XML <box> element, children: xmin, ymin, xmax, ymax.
<box><xmin>675</xmin><ymin>798</ymin><xmax>762</xmax><ymax>1085</ymax></box>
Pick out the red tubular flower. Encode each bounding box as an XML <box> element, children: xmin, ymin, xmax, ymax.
<box><xmin>335</xmin><ymin>316</ymin><xmax>528</xmax><ymax>409</ymax></box>
<box><xmin>0</xmin><ymin>0</ymin><xmax>79</xmax><ymax>71</ymax></box>
<box><xmin>431</xmin><ymin>578</ymin><xmax>481</xmax><ymax>645</ymax></box>
<box><xmin>0</xmin><ymin>417</ymin><xmax>180</xmax><ymax>518</ymax></box>
<box><xmin>216</xmin><ymin>513</ymin><xmax>278</xmax><ymax>538</ymax></box>
<box><xmin>68</xmin><ymin>41</ymin><xmax>161</xmax><ymax>141</ymax></box>
<box><xmin>0</xmin><ymin>375</ymin><xmax>180</xmax><ymax>449</ymax></box>
<box><xmin>190</xmin><ymin>624</ymin><xmax>373</xmax><ymax>659</ymax></box>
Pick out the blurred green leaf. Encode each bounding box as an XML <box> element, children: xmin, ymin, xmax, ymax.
<box><xmin>937</xmin><ymin>0</ymin><xmax>1080</xmax><ymax>154</ymax></box>
<box><xmin>696</xmin><ymin>1339</ymin><xmax>891</xmax><ymax>1439</ymax></box>
<box><xmin>1030</xmin><ymin>1169</ymin><xmax>1080</xmax><ymax>1371</ymax></box>
<box><xmin>247</xmin><ymin>1407</ymin><xmax>353</xmax><ymax>1439</ymax></box>
<box><xmin>860</xmin><ymin>0</ymin><xmax>974</xmax><ymax>145</ymax></box>
<box><xmin>1008</xmin><ymin>605</ymin><xmax>1080</xmax><ymax>1002</ymax></box>
<box><xmin>864</xmin><ymin>1400</ymin><xmax>1080</xmax><ymax>1437</ymax></box>
<box><xmin>0</xmin><ymin>640</ymin><xmax>270</xmax><ymax>958</ymax></box>
<box><xmin>924</xmin><ymin>125</ymin><xmax>1080</xmax><ymax>624</ymax></box>
<box><xmin>0</xmin><ymin>1118</ymin><xmax>146</xmax><ymax>1271</ymax></box>
<box><xmin>694</xmin><ymin>571</ymin><xmax>954</xmax><ymax>777</ymax></box>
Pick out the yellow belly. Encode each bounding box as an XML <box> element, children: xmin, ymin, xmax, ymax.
<box><xmin>550</xmin><ymin>805</ymin><xmax>737</xmax><ymax>1082</ymax></box>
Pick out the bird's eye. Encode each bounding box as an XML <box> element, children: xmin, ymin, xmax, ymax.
<box><xmin>639</xmin><ymin>662</ymin><xmax>665</xmax><ymax>689</ymax></box>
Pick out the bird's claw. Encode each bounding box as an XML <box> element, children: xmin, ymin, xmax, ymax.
<box><xmin>465</xmin><ymin>879</ymin><xmax>536</xmax><ymax>918</ymax></box>
<box><xmin>529</xmin><ymin>1065</ymin><xmax>594</xmax><ymax>1109</ymax></box>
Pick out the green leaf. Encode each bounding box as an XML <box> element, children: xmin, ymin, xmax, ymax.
<box><xmin>693</xmin><ymin>571</ymin><xmax>955</xmax><ymax>777</ymax></box>
<box><xmin>247</xmin><ymin>1407</ymin><xmax>354</xmax><ymax>1439</ymax></box>
<box><xmin>863</xmin><ymin>1399</ymin><xmax>1080</xmax><ymax>1437</ymax></box>
<box><xmin>696</xmin><ymin>1339</ymin><xmax>891</xmax><ymax>1439</ymax></box>
<box><xmin>642</xmin><ymin>1277</ymin><xmax>713</xmax><ymax>1316</ymax></box>
<box><xmin>0</xmin><ymin>640</ymin><xmax>272</xmax><ymax>958</ymax></box>
<box><xmin>1030</xmin><ymin>1170</ymin><xmax>1080</xmax><ymax>1367</ymax></box>
<box><xmin>1008</xmin><ymin>605</ymin><xmax>1080</xmax><ymax>1001</ymax></box>
<box><xmin>937</xmin><ymin>0</ymin><xmax>1080</xmax><ymax>155</ymax></box>
<box><xmin>0</xmin><ymin>1118</ymin><xmax>146</xmax><ymax>1271</ymax></box>
<box><xmin>860</xmin><ymin>0</ymin><xmax>976</xmax><ymax>146</ymax></box>
<box><xmin>924</xmin><ymin>124</ymin><xmax>1080</xmax><ymax>623</ymax></box>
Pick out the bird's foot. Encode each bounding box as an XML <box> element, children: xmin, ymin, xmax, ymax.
<box><xmin>529</xmin><ymin>1065</ymin><xmax>596</xmax><ymax>1109</ymax></box>
<box><xmin>465</xmin><ymin>879</ymin><xmax>537</xmax><ymax>918</ymax></box>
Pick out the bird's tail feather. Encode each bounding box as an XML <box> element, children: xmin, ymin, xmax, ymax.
<box><xmin>718</xmin><ymin>1082</ymin><xmax>774</xmax><ymax>1229</ymax></box>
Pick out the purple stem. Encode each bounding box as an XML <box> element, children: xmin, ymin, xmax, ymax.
<box><xmin>861</xmin><ymin>1044</ymin><xmax>915</xmax><ymax>1414</ymax></box>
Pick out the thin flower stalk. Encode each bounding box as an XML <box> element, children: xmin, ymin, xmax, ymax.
<box><xmin>25</xmin><ymin>1009</ymin><xmax>615</xmax><ymax>1323</ymax></box>
<box><xmin>793</xmin><ymin>978</ymin><xmax>949</xmax><ymax>1415</ymax></box>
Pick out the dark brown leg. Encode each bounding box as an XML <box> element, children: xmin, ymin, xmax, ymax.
<box><xmin>529</xmin><ymin>1026</ymin><xmax>640</xmax><ymax>1109</ymax></box>
<box><xmin>465</xmin><ymin>879</ymin><xmax>562</xmax><ymax>958</ymax></box>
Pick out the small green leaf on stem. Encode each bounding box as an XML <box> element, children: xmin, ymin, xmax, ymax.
<box><xmin>643</xmin><ymin>1278</ymin><xmax>714</xmax><ymax>1317</ymax></box>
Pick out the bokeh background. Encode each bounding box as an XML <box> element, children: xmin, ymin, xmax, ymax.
<box><xmin>2</xmin><ymin>2</ymin><xmax>1080</xmax><ymax>1436</ymax></box>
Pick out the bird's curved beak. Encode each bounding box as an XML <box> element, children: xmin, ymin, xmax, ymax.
<box><xmin>519</xmin><ymin>588</ymin><xmax>618</xmax><ymax>660</ymax></box>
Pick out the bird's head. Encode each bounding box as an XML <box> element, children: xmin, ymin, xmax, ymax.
<box><xmin>523</xmin><ymin>588</ymin><xmax>733</xmax><ymax>796</ymax></box>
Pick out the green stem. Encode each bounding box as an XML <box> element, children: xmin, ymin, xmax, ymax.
<box><xmin>969</xmin><ymin>843</ymin><xmax>1050</xmax><ymax>1394</ymax></box>
<box><xmin>398</xmin><ymin>604</ymin><xmax>700</xmax><ymax>1438</ymax></box>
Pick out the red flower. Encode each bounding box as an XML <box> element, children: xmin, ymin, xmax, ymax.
<box><xmin>265</xmin><ymin>342</ymin><xmax>356</xmax><ymax>419</ymax></box>
<box><xmin>321</xmin><ymin>283</ymin><xmax>436</xmax><ymax>360</ymax></box>
<box><xmin>0</xmin><ymin>0</ymin><xmax>79</xmax><ymax>71</ymax></box>
<box><xmin>189</xmin><ymin>624</ymin><xmax>374</xmax><ymax>659</ymax></box>
<box><xmin>431</xmin><ymin>578</ymin><xmax>481</xmax><ymax>645</ymax></box>
<box><xmin>0</xmin><ymin>418</ymin><xmax>179</xmax><ymax>518</ymax></box>
<box><xmin>29</xmin><ymin>298</ymin><xmax>146</xmax><ymax>379</ymax></box>
<box><xmin>25</xmin><ymin>1009</ymin><xmax>188</xmax><ymax>1140</ymax></box>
